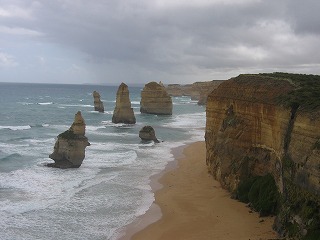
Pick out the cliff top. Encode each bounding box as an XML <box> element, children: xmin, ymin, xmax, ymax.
<box><xmin>210</xmin><ymin>74</ymin><xmax>295</xmax><ymax>105</ymax></box>
<box><xmin>259</xmin><ymin>72</ymin><xmax>320</xmax><ymax>111</ymax></box>
<box><xmin>210</xmin><ymin>73</ymin><xmax>320</xmax><ymax>111</ymax></box>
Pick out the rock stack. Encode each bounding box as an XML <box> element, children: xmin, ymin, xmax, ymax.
<box><xmin>112</xmin><ymin>83</ymin><xmax>136</xmax><ymax>124</ymax></box>
<box><xmin>93</xmin><ymin>91</ymin><xmax>104</xmax><ymax>113</ymax></box>
<box><xmin>48</xmin><ymin>111</ymin><xmax>90</xmax><ymax>168</ymax></box>
<box><xmin>139</xmin><ymin>126</ymin><xmax>160</xmax><ymax>143</ymax></box>
<box><xmin>140</xmin><ymin>82</ymin><xmax>172</xmax><ymax>115</ymax></box>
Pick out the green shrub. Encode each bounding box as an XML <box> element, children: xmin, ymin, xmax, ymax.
<box><xmin>236</xmin><ymin>176</ymin><xmax>259</xmax><ymax>203</ymax></box>
<box><xmin>259</xmin><ymin>72</ymin><xmax>320</xmax><ymax>110</ymax></box>
<box><xmin>302</xmin><ymin>229</ymin><xmax>320</xmax><ymax>240</ymax></box>
<box><xmin>237</xmin><ymin>174</ymin><xmax>279</xmax><ymax>216</ymax></box>
<box><xmin>248</xmin><ymin>174</ymin><xmax>279</xmax><ymax>216</ymax></box>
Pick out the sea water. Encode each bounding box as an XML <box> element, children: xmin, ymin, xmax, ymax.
<box><xmin>0</xmin><ymin>82</ymin><xmax>205</xmax><ymax>240</ymax></box>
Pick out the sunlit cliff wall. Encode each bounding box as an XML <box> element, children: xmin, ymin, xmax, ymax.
<box><xmin>205</xmin><ymin>74</ymin><xmax>320</xmax><ymax>238</ymax></box>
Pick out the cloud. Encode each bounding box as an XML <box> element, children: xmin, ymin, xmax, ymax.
<box><xmin>0</xmin><ymin>0</ymin><xmax>320</xmax><ymax>84</ymax></box>
<box><xmin>0</xmin><ymin>5</ymin><xmax>33</xmax><ymax>19</ymax></box>
<box><xmin>0</xmin><ymin>52</ymin><xmax>18</xmax><ymax>67</ymax></box>
<box><xmin>0</xmin><ymin>26</ymin><xmax>42</xmax><ymax>36</ymax></box>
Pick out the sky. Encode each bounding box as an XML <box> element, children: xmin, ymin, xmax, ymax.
<box><xmin>1</xmin><ymin>0</ymin><xmax>320</xmax><ymax>85</ymax></box>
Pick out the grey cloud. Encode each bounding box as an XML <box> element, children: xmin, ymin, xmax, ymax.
<box><xmin>1</xmin><ymin>0</ymin><xmax>320</xmax><ymax>84</ymax></box>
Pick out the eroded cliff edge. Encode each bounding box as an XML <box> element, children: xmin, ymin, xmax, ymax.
<box><xmin>205</xmin><ymin>73</ymin><xmax>320</xmax><ymax>239</ymax></box>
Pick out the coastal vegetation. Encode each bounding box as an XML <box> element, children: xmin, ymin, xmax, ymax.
<box><xmin>237</xmin><ymin>174</ymin><xmax>279</xmax><ymax>217</ymax></box>
<box><xmin>259</xmin><ymin>72</ymin><xmax>320</xmax><ymax>110</ymax></box>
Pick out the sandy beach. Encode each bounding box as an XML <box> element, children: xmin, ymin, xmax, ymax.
<box><xmin>121</xmin><ymin>141</ymin><xmax>277</xmax><ymax>240</ymax></box>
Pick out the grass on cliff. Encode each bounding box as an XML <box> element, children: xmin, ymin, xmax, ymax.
<box><xmin>259</xmin><ymin>72</ymin><xmax>320</xmax><ymax>111</ymax></box>
<box><xmin>237</xmin><ymin>174</ymin><xmax>279</xmax><ymax>216</ymax></box>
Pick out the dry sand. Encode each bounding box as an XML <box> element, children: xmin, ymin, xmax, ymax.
<box><xmin>121</xmin><ymin>141</ymin><xmax>277</xmax><ymax>240</ymax></box>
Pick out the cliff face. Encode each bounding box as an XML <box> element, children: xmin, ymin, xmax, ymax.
<box><xmin>112</xmin><ymin>83</ymin><xmax>136</xmax><ymax>124</ymax></box>
<box><xmin>205</xmin><ymin>74</ymin><xmax>320</xmax><ymax>238</ymax></box>
<box><xmin>166</xmin><ymin>80</ymin><xmax>223</xmax><ymax>105</ymax></box>
<box><xmin>48</xmin><ymin>111</ymin><xmax>90</xmax><ymax>168</ymax></box>
<box><xmin>140</xmin><ymin>82</ymin><xmax>172</xmax><ymax>115</ymax></box>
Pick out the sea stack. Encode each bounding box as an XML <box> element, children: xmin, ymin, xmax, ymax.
<box><xmin>112</xmin><ymin>83</ymin><xmax>136</xmax><ymax>124</ymax></box>
<box><xmin>140</xmin><ymin>81</ymin><xmax>172</xmax><ymax>115</ymax></box>
<box><xmin>48</xmin><ymin>111</ymin><xmax>90</xmax><ymax>168</ymax></box>
<box><xmin>93</xmin><ymin>91</ymin><xmax>104</xmax><ymax>113</ymax></box>
<box><xmin>139</xmin><ymin>126</ymin><xmax>160</xmax><ymax>143</ymax></box>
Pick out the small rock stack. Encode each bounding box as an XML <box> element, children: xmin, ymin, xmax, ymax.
<box><xmin>112</xmin><ymin>83</ymin><xmax>136</xmax><ymax>124</ymax></box>
<box><xmin>48</xmin><ymin>111</ymin><xmax>90</xmax><ymax>168</ymax></box>
<box><xmin>93</xmin><ymin>91</ymin><xmax>104</xmax><ymax>113</ymax></box>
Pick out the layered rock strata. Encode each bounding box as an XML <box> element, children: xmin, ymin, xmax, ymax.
<box><xmin>48</xmin><ymin>111</ymin><xmax>90</xmax><ymax>168</ymax></box>
<box><xmin>166</xmin><ymin>80</ymin><xmax>223</xmax><ymax>105</ymax></box>
<box><xmin>139</xmin><ymin>126</ymin><xmax>160</xmax><ymax>143</ymax></box>
<box><xmin>205</xmin><ymin>74</ymin><xmax>320</xmax><ymax>238</ymax></box>
<box><xmin>112</xmin><ymin>83</ymin><xmax>136</xmax><ymax>124</ymax></box>
<box><xmin>140</xmin><ymin>82</ymin><xmax>172</xmax><ymax>115</ymax></box>
<box><xmin>93</xmin><ymin>91</ymin><xmax>104</xmax><ymax>113</ymax></box>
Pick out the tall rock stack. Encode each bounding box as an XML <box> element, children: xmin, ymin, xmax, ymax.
<box><xmin>48</xmin><ymin>111</ymin><xmax>90</xmax><ymax>168</ymax></box>
<box><xmin>112</xmin><ymin>83</ymin><xmax>136</xmax><ymax>124</ymax></box>
<box><xmin>140</xmin><ymin>82</ymin><xmax>172</xmax><ymax>115</ymax></box>
<box><xmin>93</xmin><ymin>91</ymin><xmax>104</xmax><ymax>113</ymax></box>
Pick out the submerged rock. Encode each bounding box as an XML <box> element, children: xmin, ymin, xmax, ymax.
<box><xmin>48</xmin><ymin>111</ymin><xmax>90</xmax><ymax>168</ymax></box>
<box><xmin>112</xmin><ymin>83</ymin><xmax>136</xmax><ymax>124</ymax></box>
<box><xmin>93</xmin><ymin>91</ymin><xmax>104</xmax><ymax>113</ymax></box>
<box><xmin>139</xmin><ymin>126</ymin><xmax>160</xmax><ymax>143</ymax></box>
<box><xmin>140</xmin><ymin>82</ymin><xmax>172</xmax><ymax>115</ymax></box>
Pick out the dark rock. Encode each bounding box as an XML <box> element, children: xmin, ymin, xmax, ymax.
<box><xmin>48</xmin><ymin>111</ymin><xmax>90</xmax><ymax>168</ymax></box>
<box><xmin>139</xmin><ymin>126</ymin><xmax>160</xmax><ymax>143</ymax></box>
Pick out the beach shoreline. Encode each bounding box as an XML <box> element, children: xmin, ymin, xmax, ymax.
<box><xmin>117</xmin><ymin>144</ymin><xmax>186</xmax><ymax>240</ymax></box>
<box><xmin>119</xmin><ymin>141</ymin><xmax>277</xmax><ymax>240</ymax></box>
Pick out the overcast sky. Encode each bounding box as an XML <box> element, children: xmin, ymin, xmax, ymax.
<box><xmin>1</xmin><ymin>0</ymin><xmax>320</xmax><ymax>85</ymax></box>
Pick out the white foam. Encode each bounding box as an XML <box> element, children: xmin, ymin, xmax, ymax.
<box><xmin>85</xmin><ymin>125</ymin><xmax>106</xmax><ymax>131</ymax></box>
<box><xmin>101</xmin><ymin>121</ymin><xmax>135</xmax><ymax>128</ymax></box>
<box><xmin>0</xmin><ymin>125</ymin><xmax>31</xmax><ymax>131</ymax></box>
<box><xmin>18</xmin><ymin>102</ymin><xmax>34</xmax><ymax>105</ymax></box>
<box><xmin>162</xmin><ymin>112</ymin><xmax>206</xmax><ymax>129</ymax></box>
<box><xmin>59</xmin><ymin>104</ymin><xmax>94</xmax><ymax>108</ymax></box>
<box><xmin>37</xmin><ymin>102</ymin><xmax>53</xmax><ymax>105</ymax></box>
<box><xmin>0</xmin><ymin>164</ymin><xmax>117</xmax><ymax>216</ymax></box>
<box><xmin>131</xmin><ymin>101</ymin><xmax>140</xmax><ymax>105</ymax></box>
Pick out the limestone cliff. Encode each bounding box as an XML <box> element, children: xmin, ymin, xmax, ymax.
<box><xmin>48</xmin><ymin>111</ymin><xmax>90</xmax><ymax>168</ymax></box>
<box><xmin>205</xmin><ymin>73</ymin><xmax>320</xmax><ymax>238</ymax></box>
<box><xmin>166</xmin><ymin>80</ymin><xmax>223</xmax><ymax>105</ymax></box>
<box><xmin>93</xmin><ymin>91</ymin><xmax>104</xmax><ymax>113</ymax></box>
<box><xmin>112</xmin><ymin>83</ymin><xmax>136</xmax><ymax>124</ymax></box>
<box><xmin>140</xmin><ymin>82</ymin><xmax>172</xmax><ymax>115</ymax></box>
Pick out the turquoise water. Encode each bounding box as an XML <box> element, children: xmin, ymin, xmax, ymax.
<box><xmin>0</xmin><ymin>83</ymin><xmax>205</xmax><ymax>240</ymax></box>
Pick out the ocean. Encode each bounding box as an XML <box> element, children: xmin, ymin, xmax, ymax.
<box><xmin>0</xmin><ymin>82</ymin><xmax>205</xmax><ymax>240</ymax></box>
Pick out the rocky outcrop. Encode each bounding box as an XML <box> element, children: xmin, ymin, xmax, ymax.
<box><xmin>140</xmin><ymin>82</ymin><xmax>172</xmax><ymax>115</ymax></box>
<box><xmin>139</xmin><ymin>126</ymin><xmax>160</xmax><ymax>143</ymax></box>
<box><xmin>93</xmin><ymin>91</ymin><xmax>104</xmax><ymax>113</ymax></box>
<box><xmin>195</xmin><ymin>81</ymin><xmax>223</xmax><ymax>105</ymax></box>
<box><xmin>205</xmin><ymin>73</ymin><xmax>320</xmax><ymax>238</ymax></box>
<box><xmin>112</xmin><ymin>83</ymin><xmax>136</xmax><ymax>124</ymax></box>
<box><xmin>48</xmin><ymin>111</ymin><xmax>90</xmax><ymax>168</ymax></box>
<box><xmin>166</xmin><ymin>80</ymin><xmax>223</xmax><ymax>105</ymax></box>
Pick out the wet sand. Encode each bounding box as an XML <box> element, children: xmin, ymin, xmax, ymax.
<box><xmin>121</xmin><ymin>141</ymin><xmax>277</xmax><ymax>240</ymax></box>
